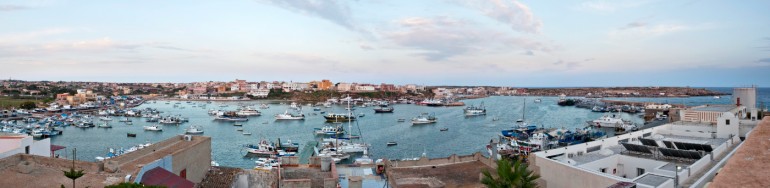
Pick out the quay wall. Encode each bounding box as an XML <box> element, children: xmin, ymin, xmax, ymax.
<box><xmin>389</xmin><ymin>152</ymin><xmax>492</xmax><ymax>168</ymax></box>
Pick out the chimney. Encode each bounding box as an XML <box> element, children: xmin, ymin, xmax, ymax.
<box><xmin>736</xmin><ymin>97</ymin><xmax>741</xmax><ymax>107</ymax></box>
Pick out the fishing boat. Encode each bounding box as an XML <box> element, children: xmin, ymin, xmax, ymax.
<box><xmin>118</xmin><ymin>117</ymin><xmax>132</xmax><ymax>122</ymax></box>
<box><xmin>463</xmin><ymin>102</ymin><xmax>487</xmax><ymax>116</ymax></box>
<box><xmin>126</xmin><ymin>133</ymin><xmax>136</xmax><ymax>137</ymax></box>
<box><xmin>440</xmin><ymin>128</ymin><xmax>449</xmax><ymax>131</ymax></box>
<box><xmin>314</xmin><ymin>125</ymin><xmax>344</xmax><ymax>135</ymax></box>
<box><xmin>99</xmin><ymin>116</ymin><xmax>112</xmax><ymax>121</ymax></box>
<box><xmin>214</xmin><ymin>111</ymin><xmax>249</xmax><ymax>122</ymax></box>
<box><xmin>244</xmin><ymin>139</ymin><xmax>278</xmax><ymax>158</ymax></box>
<box><xmin>236</xmin><ymin>107</ymin><xmax>261</xmax><ymax>116</ymax></box>
<box><xmin>373</xmin><ymin>106</ymin><xmax>394</xmax><ymax>113</ymax></box>
<box><xmin>411</xmin><ymin>113</ymin><xmax>437</xmax><ymax>125</ymax></box>
<box><xmin>233</xmin><ymin>123</ymin><xmax>243</xmax><ymax>126</ymax></box>
<box><xmin>324</xmin><ymin>113</ymin><xmax>355</xmax><ymax>122</ymax></box>
<box><xmin>185</xmin><ymin>126</ymin><xmax>204</xmax><ymax>134</ymax></box>
<box><xmin>159</xmin><ymin>116</ymin><xmax>183</xmax><ymax>124</ymax></box>
<box><xmin>534</xmin><ymin>98</ymin><xmax>542</xmax><ymax>103</ymax></box>
<box><xmin>243</xmin><ymin>132</ymin><xmax>252</xmax><ymax>135</ymax></box>
<box><xmin>274</xmin><ymin>110</ymin><xmax>305</xmax><ymax>120</ymax></box>
<box><xmin>143</xmin><ymin>125</ymin><xmax>162</xmax><ymax>131</ymax></box>
<box><xmin>386</xmin><ymin>142</ymin><xmax>398</xmax><ymax>146</ymax></box>
<box><xmin>397</xmin><ymin>119</ymin><xmax>406</xmax><ymax>122</ymax></box>
<box><xmin>97</xmin><ymin>123</ymin><xmax>112</xmax><ymax>128</ymax></box>
<box><xmin>358</xmin><ymin>113</ymin><xmax>365</xmax><ymax>117</ymax></box>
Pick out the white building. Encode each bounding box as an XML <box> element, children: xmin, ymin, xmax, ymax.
<box><xmin>355</xmin><ymin>85</ymin><xmax>375</xmax><ymax>91</ymax></box>
<box><xmin>0</xmin><ymin>133</ymin><xmax>51</xmax><ymax>159</ymax></box>
<box><xmin>530</xmin><ymin>101</ymin><xmax>760</xmax><ymax>188</ymax></box>
<box><xmin>337</xmin><ymin>83</ymin><xmax>354</xmax><ymax>92</ymax></box>
<box><xmin>230</xmin><ymin>84</ymin><xmax>239</xmax><ymax>92</ymax></box>
<box><xmin>248</xmin><ymin>89</ymin><xmax>270</xmax><ymax>98</ymax></box>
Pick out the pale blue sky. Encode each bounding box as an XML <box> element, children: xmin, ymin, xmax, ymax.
<box><xmin>1</xmin><ymin>0</ymin><xmax>769</xmax><ymax>86</ymax></box>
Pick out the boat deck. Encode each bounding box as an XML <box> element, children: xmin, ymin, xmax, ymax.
<box><xmin>298</xmin><ymin>141</ymin><xmax>318</xmax><ymax>164</ymax></box>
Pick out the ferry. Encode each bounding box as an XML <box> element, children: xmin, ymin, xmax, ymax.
<box><xmin>274</xmin><ymin>111</ymin><xmax>305</xmax><ymax>120</ymax></box>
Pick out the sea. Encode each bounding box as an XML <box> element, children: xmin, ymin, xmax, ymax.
<box><xmin>49</xmin><ymin>87</ymin><xmax>769</xmax><ymax>169</ymax></box>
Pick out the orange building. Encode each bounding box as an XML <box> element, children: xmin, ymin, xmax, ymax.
<box><xmin>319</xmin><ymin>79</ymin><xmax>333</xmax><ymax>90</ymax></box>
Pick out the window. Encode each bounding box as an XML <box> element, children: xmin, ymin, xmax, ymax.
<box><xmin>600</xmin><ymin>168</ymin><xmax>607</xmax><ymax>173</ymax></box>
<box><xmin>637</xmin><ymin>168</ymin><xmax>645</xmax><ymax>176</ymax></box>
<box><xmin>25</xmin><ymin>146</ymin><xmax>30</xmax><ymax>154</ymax></box>
<box><xmin>726</xmin><ymin>119</ymin><xmax>730</xmax><ymax>125</ymax></box>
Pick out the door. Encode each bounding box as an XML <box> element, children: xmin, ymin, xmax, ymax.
<box><xmin>180</xmin><ymin>169</ymin><xmax>187</xmax><ymax>179</ymax></box>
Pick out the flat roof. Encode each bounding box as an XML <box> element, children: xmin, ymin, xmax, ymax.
<box><xmin>568</xmin><ymin>134</ymin><xmax>726</xmax><ymax>166</ymax></box>
<box><xmin>691</xmin><ymin>105</ymin><xmax>738</xmax><ymax>112</ymax></box>
<box><xmin>710</xmin><ymin>117</ymin><xmax>770</xmax><ymax>188</ymax></box>
<box><xmin>634</xmin><ymin>174</ymin><xmax>672</xmax><ymax>187</ymax></box>
<box><xmin>389</xmin><ymin>161</ymin><xmax>494</xmax><ymax>188</ymax></box>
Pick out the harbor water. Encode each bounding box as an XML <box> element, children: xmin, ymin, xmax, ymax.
<box><xmin>49</xmin><ymin>88</ymin><xmax>769</xmax><ymax>169</ymax></box>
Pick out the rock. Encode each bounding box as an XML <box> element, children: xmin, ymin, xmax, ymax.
<box><xmin>17</xmin><ymin>161</ymin><xmax>34</xmax><ymax>174</ymax></box>
<box><xmin>104</xmin><ymin>161</ymin><xmax>120</xmax><ymax>173</ymax></box>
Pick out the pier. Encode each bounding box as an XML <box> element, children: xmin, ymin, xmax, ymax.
<box><xmin>297</xmin><ymin>141</ymin><xmax>318</xmax><ymax>164</ymax></box>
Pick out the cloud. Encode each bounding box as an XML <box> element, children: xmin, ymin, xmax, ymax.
<box><xmin>384</xmin><ymin>16</ymin><xmax>555</xmax><ymax>61</ymax></box>
<box><xmin>359</xmin><ymin>44</ymin><xmax>374</xmax><ymax>50</ymax></box>
<box><xmin>759</xmin><ymin>58</ymin><xmax>770</xmax><ymax>63</ymax></box>
<box><xmin>258</xmin><ymin>0</ymin><xmax>356</xmax><ymax>30</ymax></box>
<box><xmin>452</xmin><ymin>0</ymin><xmax>542</xmax><ymax>34</ymax></box>
<box><xmin>619</xmin><ymin>21</ymin><xmax>647</xmax><ymax>30</ymax></box>
<box><xmin>523</xmin><ymin>50</ymin><xmax>534</xmax><ymax>56</ymax></box>
<box><xmin>553</xmin><ymin>60</ymin><xmax>564</xmax><ymax>65</ymax></box>
<box><xmin>0</xmin><ymin>5</ymin><xmax>28</xmax><ymax>12</ymax></box>
<box><xmin>577</xmin><ymin>0</ymin><xmax>652</xmax><ymax>13</ymax></box>
<box><xmin>609</xmin><ymin>23</ymin><xmax>689</xmax><ymax>39</ymax></box>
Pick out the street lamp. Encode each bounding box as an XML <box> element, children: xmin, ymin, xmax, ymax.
<box><xmin>674</xmin><ymin>165</ymin><xmax>681</xmax><ymax>188</ymax></box>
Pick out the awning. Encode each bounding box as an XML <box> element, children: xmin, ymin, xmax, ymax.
<box><xmin>50</xmin><ymin>145</ymin><xmax>66</xmax><ymax>152</ymax></box>
<box><xmin>141</xmin><ymin>167</ymin><xmax>194</xmax><ymax>188</ymax></box>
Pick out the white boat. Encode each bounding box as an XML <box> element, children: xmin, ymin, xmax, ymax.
<box><xmin>411</xmin><ymin>113</ymin><xmax>437</xmax><ymax>125</ymax></box>
<box><xmin>236</xmin><ymin>107</ymin><xmax>261</xmax><ymax>116</ymax></box>
<box><xmin>97</xmin><ymin>123</ymin><xmax>112</xmax><ymax>128</ymax></box>
<box><xmin>314</xmin><ymin>125</ymin><xmax>344</xmax><ymax>135</ymax></box>
<box><xmin>185</xmin><ymin>126</ymin><xmax>204</xmax><ymax>134</ymax></box>
<box><xmin>143</xmin><ymin>125</ymin><xmax>162</xmax><ymax>131</ymax></box>
<box><xmin>587</xmin><ymin>114</ymin><xmax>637</xmax><ymax>131</ymax></box>
<box><xmin>243</xmin><ymin>132</ymin><xmax>252</xmax><ymax>135</ymax></box>
<box><xmin>99</xmin><ymin>116</ymin><xmax>112</xmax><ymax>121</ymax></box>
<box><xmin>245</xmin><ymin>139</ymin><xmax>277</xmax><ymax>157</ymax></box>
<box><xmin>322</xmin><ymin>138</ymin><xmax>369</xmax><ymax>153</ymax></box>
<box><xmin>259</xmin><ymin>104</ymin><xmax>269</xmax><ymax>109</ymax></box>
<box><xmin>289</xmin><ymin>102</ymin><xmax>301</xmax><ymax>110</ymax></box>
<box><xmin>317</xmin><ymin>148</ymin><xmax>350</xmax><ymax>164</ymax></box>
<box><xmin>464</xmin><ymin>103</ymin><xmax>487</xmax><ymax>116</ymax></box>
<box><xmin>274</xmin><ymin>110</ymin><xmax>305</xmax><ymax>120</ymax></box>
<box><xmin>534</xmin><ymin>99</ymin><xmax>542</xmax><ymax>103</ymax></box>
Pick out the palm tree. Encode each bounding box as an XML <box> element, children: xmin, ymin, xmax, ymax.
<box><xmin>63</xmin><ymin>148</ymin><xmax>84</xmax><ymax>188</ymax></box>
<box><xmin>481</xmin><ymin>159</ymin><xmax>540</xmax><ymax>188</ymax></box>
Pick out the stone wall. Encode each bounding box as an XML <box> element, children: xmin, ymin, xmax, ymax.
<box><xmin>171</xmin><ymin>136</ymin><xmax>211</xmax><ymax>183</ymax></box>
<box><xmin>18</xmin><ymin>154</ymin><xmax>101</xmax><ymax>172</ymax></box>
<box><xmin>281</xmin><ymin>179</ymin><xmax>311</xmax><ymax>188</ymax></box>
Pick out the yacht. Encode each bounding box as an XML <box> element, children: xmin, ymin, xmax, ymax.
<box><xmin>463</xmin><ymin>102</ymin><xmax>487</xmax><ymax>116</ymax></box>
<box><xmin>587</xmin><ymin>114</ymin><xmax>637</xmax><ymax>131</ymax></box>
<box><xmin>143</xmin><ymin>125</ymin><xmax>162</xmax><ymax>131</ymax></box>
<box><xmin>411</xmin><ymin>113</ymin><xmax>437</xmax><ymax>125</ymax></box>
<box><xmin>322</xmin><ymin>138</ymin><xmax>369</xmax><ymax>153</ymax></box>
<box><xmin>259</xmin><ymin>104</ymin><xmax>269</xmax><ymax>109</ymax></box>
<box><xmin>274</xmin><ymin>110</ymin><xmax>305</xmax><ymax>120</ymax></box>
<box><xmin>185</xmin><ymin>126</ymin><xmax>204</xmax><ymax>134</ymax></box>
<box><xmin>236</xmin><ymin>107</ymin><xmax>261</xmax><ymax>116</ymax></box>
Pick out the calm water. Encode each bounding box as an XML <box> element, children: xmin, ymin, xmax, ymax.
<box><xmin>50</xmin><ymin>88</ymin><xmax>769</xmax><ymax>169</ymax></box>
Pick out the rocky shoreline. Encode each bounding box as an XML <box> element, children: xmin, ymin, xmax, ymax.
<box><xmin>518</xmin><ymin>87</ymin><xmax>726</xmax><ymax>97</ymax></box>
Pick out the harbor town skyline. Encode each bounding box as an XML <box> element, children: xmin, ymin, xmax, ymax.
<box><xmin>2</xmin><ymin>0</ymin><xmax>769</xmax><ymax>86</ymax></box>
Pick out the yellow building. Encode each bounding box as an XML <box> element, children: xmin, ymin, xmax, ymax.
<box><xmin>319</xmin><ymin>79</ymin><xmax>333</xmax><ymax>90</ymax></box>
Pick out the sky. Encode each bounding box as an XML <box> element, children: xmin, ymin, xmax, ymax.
<box><xmin>1</xmin><ymin>0</ymin><xmax>769</xmax><ymax>87</ymax></box>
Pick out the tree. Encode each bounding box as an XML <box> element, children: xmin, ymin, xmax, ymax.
<box><xmin>19</xmin><ymin>101</ymin><xmax>36</xmax><ymax>110</ymax></box>
<box><xmin>63</xmin><ymin>148</ymin><xmax>84</xmax><ymax>188</ymax></box>
<box><xmin>481</xmin><ymin>159</ymin><xmax>540</xmax><ymax>188</ymax></box>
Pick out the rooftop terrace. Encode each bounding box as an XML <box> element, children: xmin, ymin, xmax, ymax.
<box><xmin>710</xmin><ymin>117</ymin><xmax>770</xmax><ymax>188</ymax></box>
